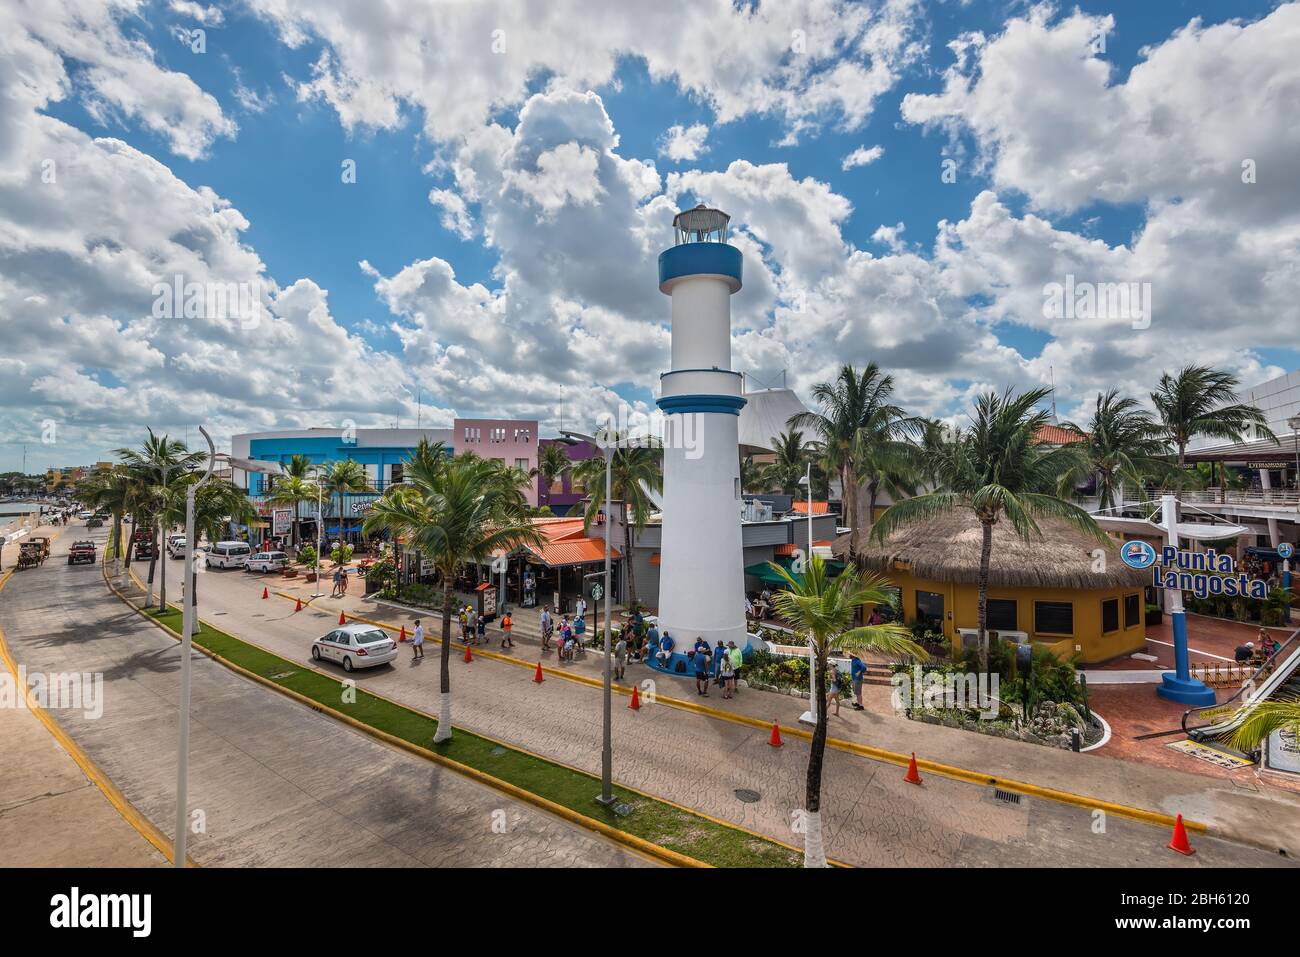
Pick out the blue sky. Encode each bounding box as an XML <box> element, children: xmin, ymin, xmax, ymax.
<box><xmin>3</xmin><ymin>0</ymin><xmax>1299</xmax><ymax>470</ymax></box>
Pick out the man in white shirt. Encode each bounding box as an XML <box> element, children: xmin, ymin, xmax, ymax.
<box><xmin>576</xmin><ymin>597</ymin><xmax>587</xmax><ymax>620</ymax></box>
<box><xmin>411</xmin><ymin>619</ymin><xmax>425</xmax><ymax>660</ymax></box>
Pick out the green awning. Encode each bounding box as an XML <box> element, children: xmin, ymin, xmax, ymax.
<box><xmin>744</xmin><ymin>557</ymin><xmax>847</xmax><ymax>587</ymax></box>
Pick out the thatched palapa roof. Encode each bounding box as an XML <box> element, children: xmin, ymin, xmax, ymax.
<box><xmin>834</xmin><ymin>509</ymin><xmax>1147</xmax><ymax>590</ymax></box>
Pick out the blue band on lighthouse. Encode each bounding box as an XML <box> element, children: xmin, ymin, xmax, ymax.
<box><xmin>658</xmin><ymin>243</ymin><xmax>743</xmax><ymax>293</ymax></box>
<box><xmin>656</xmin><ymin>393</ymin><xmax>747</xmax><ymax>416</ymax></box>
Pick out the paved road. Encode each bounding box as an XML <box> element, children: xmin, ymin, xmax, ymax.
<box><xmin>0</xmin><ymin>529</ymin><xmax>651</xmax><ymax>868</ymax></box>
<box><xmin>151</xmin><ymin>543</ymin><xmax>1296</xmax><ymax>868</ymax></box>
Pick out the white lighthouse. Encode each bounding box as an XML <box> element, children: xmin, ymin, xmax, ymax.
<box><xmin>655</xmin><ymin>205</ymin><xmax>747</xmax><ymax>657</ymax></box>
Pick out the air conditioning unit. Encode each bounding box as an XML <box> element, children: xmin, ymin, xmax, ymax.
<box><xmin>957</xmin><ymin>628</ymin><xmax>1030</xmax><ymax>648</ymax></box>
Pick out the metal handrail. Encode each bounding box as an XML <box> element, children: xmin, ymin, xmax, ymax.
<box><xmin>1180</xmin><ymin>626</ymin><xmax>1300</xmax><ymax>737</ymax></box>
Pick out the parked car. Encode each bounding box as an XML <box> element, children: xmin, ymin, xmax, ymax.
<box><xmin>310</xmin><ymin>624</ymin><xmax>398</xmax><ymax>672</ymax></box>
<box><xmin>207</xmin><ymin>541</ymin><xmax>252</xmax><ymax>569</ymax></box>
<box><xmin>86</xmin><ymin>516</ymin><xmax>104</xmax><ymax>529</ymax></box>
<box><xmin>166</xmin><ymin>535</ymin><xmax>188</xmax><ymax>558</ymax></box>
<box><xmin>245</xmin><ymin>551</ymin><xmax>288</xmax><ymax>573</ymax></box>
<box><xmin>68</xmin><ymin>540</ymin><xmax>96</xmax><ymax>565</ymax></box>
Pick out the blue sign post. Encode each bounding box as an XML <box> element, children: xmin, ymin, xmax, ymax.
<box><xmin>1151</xmin><ymin>497</ymin><xmax>1214</xmax><ymax>706</ymax></box>
<box><xmin>1280</xmin><ymin>541</ymin><xmax>1294</xmax><ymax>592</ymax></box>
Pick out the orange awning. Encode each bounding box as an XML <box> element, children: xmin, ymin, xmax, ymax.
<box><xmin>530</xmin><ymin>537</ymin><xmax>620</xmax><ymax>567</ymax></box>
<box><xmin>791</xmin><ymin>501</ymin><xmax>829</xmax><ymax>514</ymax></box>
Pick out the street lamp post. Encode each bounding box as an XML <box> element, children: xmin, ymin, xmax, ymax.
<box><xmin>563</xmin><ymin>429</ymin><xmax>616</xmax><ymax>806</ymax></box>
<box><xmin>311</xmin><ymin>479</ymin><xmax>324</xmax><ymax>598</ymax></box>
<box><xmin>175</xmin><ymin>427</ymin><xmax>214</xmax><ymax>868</ymax></box>
<box><xmin>798</xmin><ymin>463</ymin><xmax>817</xmax><ymax>726</ymax></box>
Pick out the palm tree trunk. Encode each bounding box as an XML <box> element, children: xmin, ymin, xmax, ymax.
<box><xmin>622</xmin><ymin>502</ymin><xmax>637</xmax><ymax>607</ymax></box>
<box><xmin>433</xmin><ymin>577</ymin><xmax>454</xmax><ymax>743</ymax></box>
<box><xmin>111</xmin><ymin>512</ymin><xmax>123</xmax><ymax>576</ymax></box>
<box><xmin>145</xmin><ymin>520</ymin><xmax>159</xmax><ymax>609</ymax></box>
<box><xmin>843</xmin><ymin>465</ymin><xmax>859</xmax><ymax>559</ymax></box>
<box><xmin>977</xmin><ymin>519</ymin><xmax>993</xmax><ymax>673</ymax></box>
<box><xmin>804</xmin><ymin>647</ymin><xmax>830</xmax><ymax>868</ymax></box>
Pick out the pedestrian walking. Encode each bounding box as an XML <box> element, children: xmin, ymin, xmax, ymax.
<box><xmin>693</xmin><ymin>639</ymin><xmax>711</xmax><ymax>696</ymax></box>
<box><xmin>540</xmin><ymin>606</ymin><xmax>553</xmax><ymax>651</ymax></box>
<box><xmin>849</xmin><ymin>653</ymin><xmax>867</xmax><ymax>710</ymax></box>
<box><xmin>727</xmin><ymin>641</ymin><xmax>743</xmax><ymax>693</ymax></box>
<box><xmin>826</xmin><ymin>662</ymin><xmax>843</xmax><ymax>717</ymax></box>
<box><xmin>613</xmin><ymin>633</ymin><xmax>627</xmax><ymax>681</ymax></box>
<box><xmin>411</xmin><ymin>618</ymin><xmax>425</xmax><ymax>660</ymax></box>
<box><xmin>331</xmin><ymin>566</ymin><xmax>343</xmax><ymax>598</ymax></box>
<box><xmin>476</xmin><ymin>614</ymin><xmax>486</xmax><ymax>644</ymax></box>
<box><xmin>719</xmin><ymin>651</ymin><xmax>735</xmax><ymax>699</ymax></box>
<box><xmin>575</xmin><ymin>597</ymin><xmax>587</xmax><ymax>621</ymax></box>
<box><xmin>500</xmin><ymin>611</ymin><xmax>514</xmax><ymax>648</ymax></box>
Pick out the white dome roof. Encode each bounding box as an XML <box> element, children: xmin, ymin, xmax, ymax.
<box><xmin>738</xmin><ymin>388</ymin><xmax>808</xmax><ymax>455</ymax></box>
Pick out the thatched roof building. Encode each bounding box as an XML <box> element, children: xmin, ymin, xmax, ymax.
<box><xmin>833</xmin><ymin>510</ymin><xmax>1148</xmax><ymax>590</ymax></box>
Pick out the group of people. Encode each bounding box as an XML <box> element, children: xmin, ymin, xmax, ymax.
<box><xmin>539</xmin><ymin>604</ymin><xmax>587</xmax><ymax>660</ymax></box>
<box><xmin>330</xmin><ymin>565</ymin><xmax>350</xmax><ymax>598</ymax></box>
<box><xmin>669</xmin><ymin>636</ymin><xmax>745</xmax><ymax>699</ymax></box>
<box><xmin>1234</xmin><ymin>628</ymin><xmax>1285</xmax><ymax>665</ymax></box>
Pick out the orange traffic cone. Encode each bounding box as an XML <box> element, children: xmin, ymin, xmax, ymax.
<box><xmin>463</xmin><ymin>644</ymin><xmax>473</xmax><ymax>663</ymax></box>
<box><xmin>628</xmin><ymin>686</ymin><xmax>641</xmax><ymax>710</ymax></box>
<box><xmin>294</xmin><ymin>597</ymin><xmax>303</xmax><ymax>612</ymax></box>
<box><xmin>1167</xmin><ymin>814</ymin><xmax>1195</xmax><ymax>856</ymax></box>
<box><xmin>533</xmin><ymin>661</ymin><xmax>544</xmax><ymax>683</ymax></box>
<box><xmin>904</xmin><ymin>752</ymin><xmax>922</xmax><ymax>786</ymax></box>
<box><xmin>338</xmin><ymin>611</ymin><xmax>347</xmax><ymax>626</ymax></box>
<box><xmin>398</xmin><ymin>625</ymin><xmax>407</xmax><ymax>643</ymax></box>
<box><xmin>768</xmin><ymin>721</ymin><xmax>783</xmax><ymax>747</ymax></box>
<box><xmin>261</xmin><ymin>586</ymin><xmax>268</xmax><ymax>600</ymax></box>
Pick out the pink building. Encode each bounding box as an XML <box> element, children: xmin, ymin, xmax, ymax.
<box><xmin>453</xmin><ymin>418</ymin><xmax>539</xmax><ymax>505</ymax></box>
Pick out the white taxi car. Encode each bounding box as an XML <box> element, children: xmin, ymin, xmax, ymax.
<box><xmin>245</xmin><ymin>550</ymin><xmax>289</xmax><ymax>573</ymax></box>
<box><xmin>310</xmin><ymin>624</ymin><xmax>398</xmax><ymax>672</ymax></box>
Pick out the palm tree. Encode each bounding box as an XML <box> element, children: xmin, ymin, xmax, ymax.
<box><xmin>1057</xmin><ymin>389</ymin><xmax>1176</xmax><ymax>510</ymax></box>
<box><xmin>760</xmin><ymin>429</ymin><xmax>812</xmax><ymax>496</ymax></box>
<box><xmin>159</xmin><ymin>478</ymin><xmax>258</xmax><ymax>556</ymax></box>
<box><xmin>74</xmin><ymin>467</ymin><xmax>137</xmax><ymax>574</ymax></box>
<box><xmin>532</xmin><ymin>443</ymin><xmax>572</xmax><ymax>502</ymax></box>
<box><xmin>1151</xmin><ymin>365</ymin><xmax>1275</xmax><ymax>467</ymax></box>
<box><xmin>268</xmin><ymin>475</ymin><xmax>319</xmax><ymax>549</ymax></box>
<box><xmin>114</xmin><ymin>430</ymin><xmax>204</xmax><ymax>609</ymax></box>
<box><xmin>872</xmin><ymin>388</ymin><xmax>1102</xmax><ymax>671</ymax></box>
<box><xmin>572</xmin><ymin>435</ymin><xmax>662</xmax><ymax>607</ymax></box>
<box><xmin>314</xmin><ymin>459</ymin><xmax>372</xmax><ymax>552</ymax></box>
<box><xmin>789</xmin><ymin>363</ymin><xmax>921</xmax><ymax>559</ymax></box>
<box><xmin>770</xmin><ymin>555</ymin><xmax>926</xmax><ymax>867</ymax></box>
<box><xmin>1227</xmin><ymin>696</ymin><xmax>1300</xmax><ymax>756</ymax></box>
<box><xmin>283</xmin><ymin>454</ymin><xmax>315</xmax><ymax>479</ymax></box>
<box><xmin>363</xmin><ymin>442</ymin><xmax>542</xmax><ymax>742</ymax></box>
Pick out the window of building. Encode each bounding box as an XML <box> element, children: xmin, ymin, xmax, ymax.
<box><xmin>916</xmin><ymin>590</ymin><xmax>945</xmax><ymax>630</ymax></box>
<box><xmin>1034</xmin><ymin>601</ymin><xmax>1074</xmax><ymax>636</ymax></box>
<box><xmin>1123</xmin><ymin>592</ymin><xmax>1141</xmax><ymax>630</ymax></box>
<box><xmin>390</xmin><ymin>463</ymin><xmax>404</xmax><ymax>486</ymax></box>
<box><xmin>515</xmin><ymin>458</ymin><xmax>529</xmax><ymax>471</ymax></box>
<box><xmin>1101</xmin><ymin>597</ymin><xmax>1120</xmax><ymax>634</ymax></box>
<box><xmin>986</xmin><ymin>599</ymin><xmax>1017</xmax><ymax>632</ymax></box>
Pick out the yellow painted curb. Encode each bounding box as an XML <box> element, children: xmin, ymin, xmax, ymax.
<box><xmin>0</xmin><ymin>564</ymin><xmax>193</xmax><ymax>866</ymax></box>
<box><xmin>109</xmin><ymin>563</ymin><xmax>713</xmax><ymax>868</ymax></box>
<box><xmin>268</xmin><ymin>593</ymin><xmax>1206</xmax><ymax>834</ymax></box>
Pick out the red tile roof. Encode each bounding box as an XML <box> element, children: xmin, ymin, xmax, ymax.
<box><xmin>530</xmin><ymin>537</ymin><xmax>620</xmax><ymax>567</ymax></box>
<box><xmin>1033</xmin><ymin>424</ymin><xmax>1086</xmax><ymax>445</ymax></box>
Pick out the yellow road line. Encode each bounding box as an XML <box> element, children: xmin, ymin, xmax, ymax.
<box><xmin>0</xmin><ymin>565</ymin><xmax>192</xmax><ymax>866</ymax></box>
<box><xmin>270</xmin><ymin>590</ymin><xmax>1209</xmax><ymax>834</ymax></box>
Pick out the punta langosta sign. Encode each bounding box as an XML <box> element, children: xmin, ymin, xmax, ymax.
<box><xmin>1120</xmin><ymin>541</ymin><xmax>1267</xmax><ymax>599</ymax></box>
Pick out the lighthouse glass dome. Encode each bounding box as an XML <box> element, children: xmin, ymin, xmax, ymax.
<box><xmin>673</xmin><ymin>204</ymin><xmax>730</xmax><ymax>244</ymax></box>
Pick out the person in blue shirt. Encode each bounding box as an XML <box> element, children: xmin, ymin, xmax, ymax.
<box><xmin>713</xmin><ymin>639</ymin><xmax>727</xmax><ymax>683</ymax></box>
<box><xmin>849</xmin><ymin>653</ymin><xmax>867</xmax><ymax>711</ymax></box>
<box><xmin>656</xmin><ymin>630</ymin><xmax>674</xmax><ymax>670</ymax></box>
<box><xmin>692</xmin><ymin>639</ymin><xmax>712</xmax><ymax>696</ymax></box>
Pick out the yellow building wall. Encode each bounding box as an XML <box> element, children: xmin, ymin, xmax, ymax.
<box><xmin>885</xmin><ymin>569</ymin><xmax>1145</xmax><ymax>664</ymax></box>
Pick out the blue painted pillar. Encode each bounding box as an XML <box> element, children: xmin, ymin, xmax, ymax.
<box><xmin>1156</xmin><ymin>495</ymin><xmax>1216</xmax><ymax>706</ymax></box>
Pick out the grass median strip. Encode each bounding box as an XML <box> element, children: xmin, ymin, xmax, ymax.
<box><xmin>140</xmin><ymin>604</ymin><xmax>801</xmax><ymax>868</ymax></box>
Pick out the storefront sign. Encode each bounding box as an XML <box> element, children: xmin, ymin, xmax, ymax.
<box><xmin>271</xmin><ymin>508</ymin><xmax>293</xmax><ymax>536</ymax></box>
<box><xmin>1122</xmin><ymin>542</ymin><xmax>1268</xmax><ymax>599</ymax></box>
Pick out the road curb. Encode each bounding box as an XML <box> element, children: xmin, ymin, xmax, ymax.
<box><xmin>266</xmin><ymin>593</ymin><xmax>1208</xmax><ymax>835</ymax></box>
<box><xmin>109</xmin><ymin>562</ymin><xmax>713</xmax><ymax>868</ymax></box>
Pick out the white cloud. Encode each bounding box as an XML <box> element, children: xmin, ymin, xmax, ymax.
<box><xmin>841</xmin><ymin>144</ymin><xmax>884</xmax><ymax>169</ymax></box>
<box><xmin>659</xmin><ymin>123</ymin><xmax>709</xmax><ymax>162</ymax></box>
<box><xmin>427</xmin><ymin>188</ymin><xmax>474</xmax><ymax>239</ymax></box>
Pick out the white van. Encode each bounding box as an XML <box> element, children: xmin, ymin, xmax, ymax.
<box><xmin>207</xmin><ymin>541</ymin><xmax>252</xmax><ymax>569</ymax></box>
